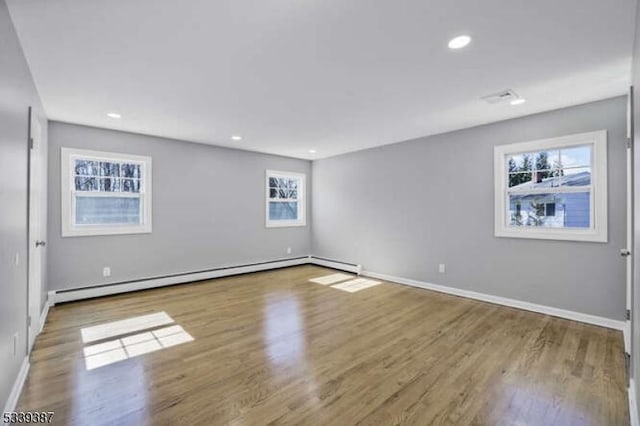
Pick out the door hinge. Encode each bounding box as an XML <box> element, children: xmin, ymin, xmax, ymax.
<box><xmin>627</xmin><ymin>138</ymin><xmax>632</xmax><ymax>149</ymax></box>
<box><xmin>29</xmin><ymin>137</ymin><xmax>34</xmax><ymax>150</ymax></box>
<box><xmin>626</xmin><ymin>351</ymin><xmax>631</xmax><ymax>384</ymax></box>
<box><xmin>626</xmin><ymin>309</ymin><xmax>631</xmax><ymax>320</ymax></box>
<box><xmin>28</xmin><ymin>315</ymin><xmax>32</xmax><ymax>327</ymax></box>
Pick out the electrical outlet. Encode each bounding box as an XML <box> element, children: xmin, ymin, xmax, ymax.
<box><xmin>438</xmin><ymin>264</ymin><xmax>446</xmax><ymax>273</ymax></box>
<box><xmin>103</xmin><ymin>267</ymin><xmax>111</xmax><ymax>277</ymax></box>
<box><xmin>286</xmin><ymin>247</ymin><xmax>292</xmax><ymax>254</ymax></box>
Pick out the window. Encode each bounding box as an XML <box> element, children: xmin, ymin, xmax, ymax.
<box><xmin>265</xmin><ymin>170</ymin><xmax>306</xmax><ymax>227</ymax></box>
<box><xmin>61</xmin><ymin>148</ymin><xmax>152</xmax><ymax>236</ymax></box>
<box><xmin>545</xmin><ymin>203</ymin><xmax>556</xmax><ymax>217</ymax></box>
<box><xmin>494</xmin><ymin>130</ymin><xmax>607</xmax><ymax>242</ymax></box>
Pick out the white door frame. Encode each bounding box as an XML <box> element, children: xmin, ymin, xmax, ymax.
<box><xmin>27</xmin><ymin>107</ymin><xmax>46</xmax><ymax>352</ymax></box>
<box><xmin>627</xmin><ymin>88</ymin><xmax>635</xmax><ymax>365</ymax></box>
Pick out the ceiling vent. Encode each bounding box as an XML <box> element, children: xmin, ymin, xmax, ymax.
<box><xmin>481</xmin><ymin>89</ymin><xmax>519</xmax><ymax>104</ymax></box>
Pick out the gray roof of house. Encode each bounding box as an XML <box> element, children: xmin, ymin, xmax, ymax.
<box><xmin>513</xmin><ymin>171</ymin><xmax>590</xmax><ymax>189</ymax></box>
<box><xmin>510</xmin><ymin>171</ymin><xmax>590</xmax><ymax>202</ymax></box>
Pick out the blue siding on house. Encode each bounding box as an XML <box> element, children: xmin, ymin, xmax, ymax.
<box><xmin>508</xmin><ymin>193</ymin><xmax>590</xmax><ymax>228</ymax></box>
<box><xmin>564</xmin><ymin>192</ymin><xmax>590</xmax><ymax>228</ymax></box>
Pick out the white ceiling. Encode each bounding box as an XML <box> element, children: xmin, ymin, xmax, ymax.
<box><xmin>7</xmin><ymin>0</ymin><xmax>637</xmax><ymax>159</ymax></box>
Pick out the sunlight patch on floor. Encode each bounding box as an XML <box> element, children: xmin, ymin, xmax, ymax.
<box><xmin>80</xmin><ymin>311</ymin><xmax>194</xmax><ymax>370</ymax></box>
<box><xmin>80</xmin><ymin>311</ymin><xmax>174</xmax><ymax>343</ymax></box>
<box><xmin>308</xmin><ymin>273</ymin><xmax>354</xmax><ymax>285</ymax></box>
<box><xmin>332</xmin><ymin>278</ymin><xmax>381</xmax><ymax>293</ymax></box>
<box><xmin>309</xmin><ymin>273</ymin><xmax>381</xmax><ymax>293</ymax></box>
<box><xmin>83</xmin><ymin>324</ymin><xmax>194</xmax><ymax>370</ymax></box>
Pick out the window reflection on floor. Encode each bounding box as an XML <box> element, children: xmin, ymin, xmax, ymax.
<box><xmin>81</xmin><ymin>313</ymin><xmax>194</xmax><ymax>370</ymax></box>
<box><xmin>308</xmin><ymin>274</ymin><xmax>381</xmax><ymax>293</ymax></box>
<box><xmin>264</xmin><ymin>294</ymin><xmax>304</xmax><ymax>365</ymax></box>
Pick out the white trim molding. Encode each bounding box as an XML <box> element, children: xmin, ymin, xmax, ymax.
<box><xmin>308</xmin><ymin>256</ymin><xmax>361</xmax><ymax>274</ymax></box>
<box><xmin>624</xmin><ymin>321</ymin><xmax>631</xmax><ymax>355</ymax></box>
<box><xmin>494</xmin><ymin>130</ymin><xmax>608</xmax><ymax>242</ymax></box>
<box><xmin>38</xmin><ymin>293</ymin><xmax>53</xmax><ymax>335</ymax></box>
<box><xmin>361</xmin><ymin>269</ymin><xmax>625</xmax><ymax>331</ymax></box>
<box><xmin>630</xmin><ymin>379</ymin><xmax>639</xmax><ymax>426</ymax></box>
<box><xmin>50</xmin><ymin>257</ymin><xmax>309</xmax><ymax>304</ymax></box>
<box><xmin>47</xmin><ymin>256</ymin><xmax>623</xmax><ymax>332</ymax></box>
<box><xmin>2</xmin><ymin>357</ymin><xmax>30</xmax><ymax>415</ymax></box>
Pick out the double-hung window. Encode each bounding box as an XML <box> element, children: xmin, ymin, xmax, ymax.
<box><xmin>266</xmin><ymin>170</ymin><xmax>306</xmax><ymax>227</ymax></box>
<box><xmin>494</xmin><ymin>130</ymin><xmax>607</xmax><ymax>242</ymax></box>
<box><xmin>61</xmin><ymin>148</ymin><xmax>152</xmax><ymax>236</ymax></box>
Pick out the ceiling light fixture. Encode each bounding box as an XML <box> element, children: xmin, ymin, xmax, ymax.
<box><xmin>309</xmin><ymin>149</ymin><xmax>317</xmax><ymax>154</ymax></box>
<box><xmin>231</xmin><ymin>135</ymin><xmax>242</xmax><ymax>141</ymax></box>
<box><xmin>510</xmin><ymin>98</ymin><xmax>526</xmax><ymax>106</ymax></box>
<box><xmin>106</xmin><ymin>112</ymin><xmax>121</xmax><ymax>119</ymax></box>
<box><xmin>448</xmin><ymin>35</ymin><xmax>471</xmax><ymax>49</ymax></box>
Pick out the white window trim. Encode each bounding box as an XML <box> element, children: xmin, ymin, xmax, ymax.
<box><xmin>494</xmin><ymin>130</ymin><xmax>607</xmax><ymax>243</ymax></box>
<box><xmin>265</xmin><ymin>170</ymin><xmax>306</xmax><ymax>228</ymax></box>
<box><xmin>61</xmin><ymin>148</ymin><xmax>153</xmax><ymax>237</ymax></box>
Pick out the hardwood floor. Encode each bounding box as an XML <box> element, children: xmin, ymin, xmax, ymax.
<box><xmin>18</xmin><ymin>265</ymin><xmax>628</xmax><ymax>425</ymax></box>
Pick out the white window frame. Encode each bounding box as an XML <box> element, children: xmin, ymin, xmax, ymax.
<box><xmin>494</xmin><ymin>130</ymin><xmax>607</xmax><ymax>242</ymax></box>
<box><xmin>265</xmin><ymin>170</ymin><xmax>306</xmax><ymax>228</ymax></box>
<box><xmin>61</xmin><ymin>148</ymin><xmax>153</xmax><ymax>237</ymax></box>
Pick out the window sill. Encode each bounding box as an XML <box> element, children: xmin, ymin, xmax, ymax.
<box><xmin>266</xmin><ymin>221</ymin><xmax>307</xmax><ymax>229</ymax></box>
<box><xmin>495</xmin><ymin>227</ymin><xmax>607</xmax><ymax>243</ymax></box>
<box><xmin>62</xmin><ymin>224</ymin><xmax>152</xmax><ymax>237</ymax></box>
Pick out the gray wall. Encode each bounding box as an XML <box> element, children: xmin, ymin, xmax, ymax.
<box><xmin>312</xmin><ymin>96</ymin><xmax>627</xmax><ymax>320</ymax></box>
<box><xmin>47</xmin><ymin>122</ymin><xmax>311</xmax><ymax>291</ymax></box>
<box><xmin>0</xmin><ymin>0</ymin><xmax>47</xmax><ymax>410</ymax></box>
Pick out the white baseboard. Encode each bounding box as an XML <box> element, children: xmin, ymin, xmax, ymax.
<box><xmin>51</xmin><ymin>257</ymin><xmax>309</xmax><ymax>304</ymax></box>
<box><xmin>38</xmin><ymin>294</ymin><xmax>52</xmax><ymax>335</ymax></box>
<box><xmin>362</xmin><ymin>269</ymin><xmax>626</xmax><ymax>331</ymax></box>
<box><xmin>630</xmin><ymin>379</ymin><xmax>639</xmax><ymax>426</ymax></box>
<box><xmin>47</xmin><ymin>256</ymin><xmax>624</xmax><ymax>332</ymax></box>
<box><xmin>2</xmin><ymin>357</ymin><xmax>30</xmax><ymax>414</ymax></box>
<box><xmin>308</xmin><ymin>256</ymin><xmax>361</xmax><ymax>274</ymax></box>
<box><xmin>624</xmin><ymin>321</ymin><xmax>631</xmax><ymax>354</ymax></box>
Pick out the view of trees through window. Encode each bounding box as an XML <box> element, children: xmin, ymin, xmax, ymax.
<box><xmin>268</xmin><ymin>175</ymin><xmax>300</xmax><ymax>221</ymax></box>
<box><xmin>74</xmin><ymin>160</ymin><xmax>142</xmax><ymax>193</ymax></box>
<box><xmin>507</xmin><ymin>151</ymin><xmax>565</xmax><ymax>187</ymax></box>
<box><xmin>73</xmin><ymin>159</ymin><xmax>144</xmax><ymax>225</ymax></box>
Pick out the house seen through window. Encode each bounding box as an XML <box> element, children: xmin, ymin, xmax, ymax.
<box><xmin>494</xmin><ymin>130</ymin><xmax>607</xmax><ymax>242</ymax></box>
<box><xmin>507</xmin><ymin>144</ymin><xmax>591</xmax><ymax>228</ymax></box>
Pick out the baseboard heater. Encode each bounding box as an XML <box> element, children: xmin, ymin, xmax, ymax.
<box><xmin>51</xmin><ymin>256</ymin><xmax>310</xmax><ymax>304</ymax></box>
<box><xmin>308</xmin><ymin>256</ymin><xmax>362</xmax><ymax>274</ymax></box>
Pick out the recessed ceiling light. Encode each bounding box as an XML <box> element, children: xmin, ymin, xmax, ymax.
<box><xmin>448</xmin><ymin>35</ymin><xmax>471</xmax><ymax>49</ymax></box>
<box><xmin>231</xmin><ymin>135</ymin><xmax>242</xmax><ymax>141</ymax></box>
<box><xmin>510</xmin><ymin>98</ymin><xmax>526</xmax><ymax>106</ymax></box>
<box><xmin>106</xmin><ymin>112</ymin><xmax>121</xmax><ymax>119</ymax></box>
<box><xmin>309</xmin><ymin>149</ymin><xmax>317</xmax><ymax>154</ymax></box>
